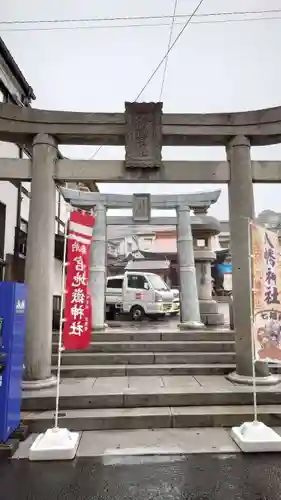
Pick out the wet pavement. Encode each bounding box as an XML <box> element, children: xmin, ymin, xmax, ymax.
<box><xmin>1</xmin><ymin>453</ymin><xmax>281</xmax><ymax>499</ymax></box>
<box><xmin>108</xmin><ymin>302</ymin><xmax>230</xmax><ymax>328</ymax></box>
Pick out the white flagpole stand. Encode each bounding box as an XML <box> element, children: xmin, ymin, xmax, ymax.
<box><xmin>29</xmin><ymin>209</ymin><xmax>80</xmax><ymax>461</ymax></box>
<box><xmin>231</xmin><ymin>219</ymin><xmax>281</xmax><ymax>452</ymax></box>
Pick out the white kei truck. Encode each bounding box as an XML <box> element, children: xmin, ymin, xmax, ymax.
<box><xmin>106</xmin><ymin>271</ymin><xmax>177</xmax><ymax>321</ymax></box>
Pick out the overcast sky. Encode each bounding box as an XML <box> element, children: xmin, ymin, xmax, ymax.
<box><xmin>1</xmin><ymin>0</ymin><xmax>281</xmax><ymax>219</ymax></box>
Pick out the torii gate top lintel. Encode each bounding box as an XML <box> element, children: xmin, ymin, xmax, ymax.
<box><xmin>59</xmin><ymin>187</ymin><xmax>221</xmax><ymax>211</ymax></box>
<box><xmin>0</xmin><ymin>101</ymin><xmax>281</xmax><ymax>147</ymax></box>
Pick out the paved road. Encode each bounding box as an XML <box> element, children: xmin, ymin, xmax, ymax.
<box><xmin>2</xmin><ymin>453</ymin><xmax>281</xmax><ymax>499</ymax></box>
<box><xmin>108</xmin><ymin>302</ymin><xmax>230</xmax><ymax>327</ymax></box>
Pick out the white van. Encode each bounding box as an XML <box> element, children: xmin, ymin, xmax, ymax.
<box><xmin>106</xmin><ymin>272</ymin><xmax>174</xmax><ymax>321</ymax></box>
<box><xmin>170</xmin><ymin>289</ymin><xmax>180</xmax><ymax>316</ymax></box>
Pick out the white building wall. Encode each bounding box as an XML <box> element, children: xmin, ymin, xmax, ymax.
<box><xmin>0</xmin><ymin>137</ymin><xmax>65</xmax><ymax>296</ymax></box>
<box><xmin>0</xmin><ymin>141</ymin><xmax>20</xmax><ymax>256</ymax></box>
<box><xmin>21</xmin><ymin>189</ymin><xmax>30</xmax><ymax>221</ymax></box>
<box><xmin>114</xmin><ymin>236</ymin><xmax>139</xmax><ymax>256</ymax></box>
<box><xmin>0</xmin><ymin>181</ymin><xmax>17</xmax><ymax>256</ymax></box>
<box><xmin>21</xmin><ymin>153</ymin><xmax>32</xmax><ymax>222</ymax></box>
<box><xmin>53</xmin><ymin>258</ymin><xmax>63</xmax><ymax>295</ymax></box>
<box><xmin>0</xmin><ymin>47</ymin><xmax>68</xmax><ymax>301</ymax></box>
<box><xmin>137</xmin><ymin>234</ymin><xmax>155</xmax><ymax>251</ymax></box>
<box><xmin>116</xmin><ymin>239</ymin><xmax>126</xmax><ymax>255</ymax></box>
<box><xmin>59</xmin><ymin>194</ymin><xmax>69</xmax><ymax>225</ymax></box>
<box><xmin>211</xmin><ymin>235</ymin><xmax>222</xmax><ymax>251</ymax></box>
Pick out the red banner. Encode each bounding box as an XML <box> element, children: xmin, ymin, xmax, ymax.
<box><xmin>63</xmin><ymin>210</ymin><xmax>95</xmax><ymax>350</ymax></box>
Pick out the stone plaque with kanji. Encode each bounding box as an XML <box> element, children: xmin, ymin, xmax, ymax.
<box><xmin>133</xmin><ymin>193</ymin><xmax>151</xmax><ymax>222</ymax></box>
<box><xmin>125</xmin><ymin>102</ymin><xmax>162</xmax><ymax>169</ymax></box>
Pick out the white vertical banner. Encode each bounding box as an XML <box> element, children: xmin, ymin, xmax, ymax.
<box><xmin>251</xmin><ymin>223</ymin><xmax>281</xmax><ymax>364</ymax></box>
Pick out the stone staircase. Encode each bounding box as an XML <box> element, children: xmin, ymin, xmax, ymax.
<box><xmin>21</xmin><ymin>326</ymin><xmax>281</xmax><ymax>432</ymax></box>
<box><xmin>52</xmin><ymin>328</ymin><xmax>236</xmax><ymax>377</ymax></box>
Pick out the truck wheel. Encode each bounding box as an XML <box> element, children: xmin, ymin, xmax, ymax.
<box><xmin>131</xmin><ymin>305</ymin><xmax>145</xmax><ymax>321</ymax></box>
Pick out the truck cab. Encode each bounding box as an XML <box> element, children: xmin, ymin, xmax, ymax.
<box><xmin>106</xmin><ymin>271</ymin><xmax>174</xmax><ymax>321</ymax></box>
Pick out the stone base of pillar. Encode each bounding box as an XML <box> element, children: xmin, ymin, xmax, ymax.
<box><xmin>199</xmin><ymin>300</ymin><xmax>219</xmax><ymax>314</ymax></box>
<box><xmin>179</xmin><ymin>320</ymin><xmax>205</xmax><ymax>330</ymax></box>
<box><xmin>199</xmin><ymin>300</ymin><xmax>225</xmax><ymax>326</ymax></box>
<box><xmin>201</xmin><ymin>312</ymin><xmax>225</xmax><ymax>326</ymax></box>
<box><xmin>92</xmin><ymin>323</ymin><xmax>108</xmax><ymax>332</ymax></box>
<box><xmin>22</xmin><ymin>375</ymin><xmax>57</xmax><ymax>391</ymax></box>
<box><xmin>226</xmin><ymin>371</ymin><xmax>280</xmax><ymax>386</ymax></box>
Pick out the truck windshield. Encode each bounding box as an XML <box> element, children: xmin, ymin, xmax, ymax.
<box><xmin>148</xmin><ymin>275</ymin><xmax>169</xmax><ymax>291</ymax></box>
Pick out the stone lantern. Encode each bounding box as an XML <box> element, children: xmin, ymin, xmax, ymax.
<box><xmin>192</xmin><ymin>207</ymin><xmax>224</xmax><ymax>326</ymax></box>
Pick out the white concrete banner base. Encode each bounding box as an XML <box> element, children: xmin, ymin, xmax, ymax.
<box><xmin>231</xmin><ymin>421</ymin><xmax>281</xmax><ymax>453</ymax></box>
<box><xmin>29</xmin><ymin>427</ymin><xmax>80</xmax><ymax>461</ymax></box>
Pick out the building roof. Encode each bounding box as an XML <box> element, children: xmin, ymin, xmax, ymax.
<box><xmin>139</xmin><ymin>238</ymin><xmax>177</xmax><ymax>254</ymax></box>
<box><xmin>107</xmin><ymin>224</ymin><xmax>176</xmax><ymax>240</ymax></box>
<box><xmin>217</xmin><ymin>213</ymin><xmax>278</xmax><ymax>235</ymax></box>
<box><xmin>139</xmin><ymin>250</ymin><xmax>177</xmax><ymax>261</ymax></box>
<box><xmin>0</xmin><ymin>36</ymin><xmax>36</xmax><ymax>101</ymax></box>
<box><xmin>125</xmin><ymin>260</ymin><xmax>170</xmax><ymax>271</ymax></box>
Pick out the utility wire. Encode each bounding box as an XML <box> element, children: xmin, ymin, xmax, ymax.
<box><xmin>135</xmin><ymin>0</ymin><xmax>204</xmax><ymax>101</ymax></box>
<box><xmin>89</xmin><ymin>145</ymin><xmax>103</xmax><ymax>160</ymax></box>
<box><xmin>159</xmin><ymin>0</ymin><xmax>178</xmax><ymax>102</ymax></box>
<box><xmin>90</xmin><ymin>0</ymin><xmax>204</xmax><ymax>160</ymax></box>
<box><xmin>89</xmin><ymin>3</ymin><xmax>281</xmax><ymax>160</ymax></box>
<box><xmin>1</xmin><ymin>14</ymin><xmax>280</xmax><ymax>33</ymax></box>
<box><xmin>1</xmin><ymin>8</ymin><xmax>280</xmax><ymax>25</ymax></box>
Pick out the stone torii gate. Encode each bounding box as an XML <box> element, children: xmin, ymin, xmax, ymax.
<box><xmin>1</xmin><ymin>101</ymin><xmax>281</xmax><ymax>389</ymax></box>
<box><xmin>59</xmin><ymin>188</ymin><xmax>224</xmax><ymax>331</ymax></box>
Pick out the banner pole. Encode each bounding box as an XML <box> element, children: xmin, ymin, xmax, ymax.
<box><xmin>54</xmin><ymin>218</ymin><xmax>69</xmax><ymax>429</ymax></box>
<box><xmin>28</xmin><ymin>207</ymin><xmax>83</xmax><ymax>461</ymax></box>
<box><xmin>251</xmin><ymin>321</ymin><xmax>258</xmax><ymax>422</ymax></box>
<box><xmin>230</xmin><ymin>221</ymin><xmax>281</xmax><ymax>453</ymax></box>
<box><xmin>248</xmin><ymin>218</ymin><xmax>258</xmax><ymax>422</ymax></box>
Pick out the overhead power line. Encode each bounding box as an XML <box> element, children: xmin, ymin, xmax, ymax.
<box><xmin>159</xmin><ymin>0</ymin><xmax>178</xmax><ymax>101</ymax></box>
<box><xmin>1</xmin><ymin>14</ymin><xmax>280</xmax><ymax>33</ymax></box>
<box><xmin>1</xmin><ymin>8</ymin><xmax>280</xmax><ymax>25</ymax></box>
<box><xmin>90</xmin><ymin>0</ymin><xmax>204</xmax><ymax>160</ymax></box>
<box><xmin>135</xmin><ymin>0</ymin><xmax>202</xmax><ymax>101</ymax></box>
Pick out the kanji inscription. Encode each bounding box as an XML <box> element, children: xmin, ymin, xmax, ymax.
<box><xmin>63</xmin><ymin>210</ymin><xmax>95</xmax><ymax>350</ymax></box>
<box><xmin>132</xmin><ymin>193</ymin><xmax>151</xmax><ymax>222</ymax></box>
<box><xmin>125</xmin><ymin>102</ymin><xmax>162</xmax><ymax>169</ymax></box>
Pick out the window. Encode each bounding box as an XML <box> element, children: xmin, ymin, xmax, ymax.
<box><xmin>196</xmin><ymin>239</ymin><xmax>206</xmax><ymax>247</ymax></box>
<box><xmin>147</xmin><ymin>274</ymin><xmax>168</xmax><ymax>291</ymax></box>
<box><xmin>18</xmin><ymin>241</ymin><xmax>26</xmax><ymax>256</ymax></box>
<box><xmin>107</xmin><ymin>278</ymin><xmax>123</xmax><ymax>289</ymax></box>
<box><xmin>141</xmin><ymin>237</ymin><xmax>153</xmax><ymax>250</ymax></box>
<box><xmin>20</xmin><ymin>218</ymin><xmax>28</xmax><ymax>233</ymax></box>
<box><xmin>127</xmin><ymin>274</ymin><xmax>149</xmax><ymax>290</ymax></box>
<box><xmin>53</xmin><ymin>295</ymin><xmax>61</xmax><ymax>313</ymax></box>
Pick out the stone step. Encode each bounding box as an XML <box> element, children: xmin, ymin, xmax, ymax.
<box><xmin>52</xmin><ymin>352</ymin><xmax>236</xmax><ymax>365</ymax></box>
<box><xmin>21</xmin><ymin>404</ymin><xmax>281</xmax><ymax>433</ymax></box>
<box><xmin>51</xmin><ymin>363</ymin><xmax>235</xmax><ymax>377</ymax></box>
<box><xmin>21</xmin><ymin>376</ymin><xmax>281</xmax><ymax>411</ymax></box>
<box><xmin>52</xmin><ymin>329</ymin><xmax>234</xmax><ymax>343</ymax></box>
<box><xmin>52</xmin><ymin>341</ymin><xmax>235</xmax><ymax>354</ymax></box>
